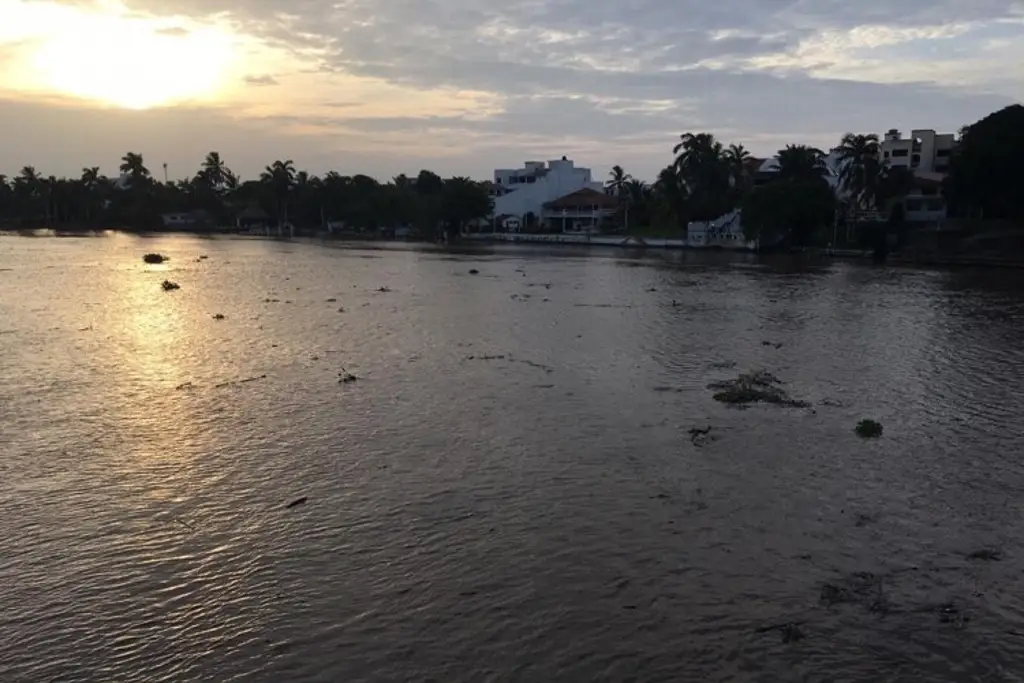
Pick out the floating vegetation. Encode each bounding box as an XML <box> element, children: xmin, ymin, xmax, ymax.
<box><xmin>855</xmin><ymin>419</ymin><xmax>884</xmax><ymax>438</ymax></box>
<box><xmin>966</xmin><ymin>548</ymin><xmax>1002</xmax><ymax>562</ymax></box>
<box><xmin>161</xmin><ymin>280</ymin><xmax>180</xmax><ymax>291</ymax></box>
<box><xmin>820</xmin><ymin>571</ymin><xmax>886</xmax><ymax>610</ymax></box>
<box><xmin>708</xmin><ymin>370</ymin><xmax>808</xmax><ymax>407</ymax></box>
<box><xmin>755</xmin><ymin>621</ymin><xmax>805</xmax><ymax>644</ymax></box>
<box><xmin>286</xmin><ymin>496</ymin><xmax>308</xmax><ymax>509</ymax></box>
<box><xmin>143</xmin><ymin>253</ymin><xmax>167</xmax><ymax>264</ymax></box>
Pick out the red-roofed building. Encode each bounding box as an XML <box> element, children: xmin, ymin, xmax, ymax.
<box><xmin>542</xmin><ymin>188</ymin><xmax>621</xmax><ymax>233</ymax></box>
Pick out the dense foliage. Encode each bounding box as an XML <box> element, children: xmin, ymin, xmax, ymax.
<box><xmin>0</xmin><ymin>152</ymin><xmax>493</xmax><ymax>238</ymax></box>
<box><xmin>946</xmin><ymin>104</ymin><xmax>1024</xmax><ymax>221</ymax></box>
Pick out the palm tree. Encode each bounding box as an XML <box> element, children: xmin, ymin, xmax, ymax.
<box><xmin>834</xmin><ymin>133</ymin><xmax>882</xmax><ymax>210</ymax></box>
<box><xmin>260</xmin><ymin>159</ymin><xmax>296</xmax><ymax>234</ymax></box>
<box><xmin>119</xmin><ymin>152</ymin><xmax>150</xmax><ymax>187</ymax></box>
<box><xmin>724</xmin><ymin>143</ymin><xmax>752</xmax><ymax>191</ymax></box>
<box><xmin>775</xmin><ymin>145</ymin><xmax>829</xmax><ymax>182</ymax></box>
<box><xmin>605</xmin><ymin>165</ymin><xmax>632</xmax><ymax>197</ymax></box>
<box><xmin>673</xmin><ymin>132</ymin><xmax>730</xmax><ymax>221</ymax></box>
<box><xmin>80</xmin><ymin>166</ymin><xmax>102</xmax><ymax>224</ymax></box>
<box><xmin>654</xmin><ymin>165</ymin><xmax>688</xmax><ymax>227</ymax></box>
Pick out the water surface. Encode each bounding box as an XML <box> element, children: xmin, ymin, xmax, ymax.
<box><xmin>2</xmin><ymin>235</ymin><xmax>1024</xmax><ymax>682</ymax></box>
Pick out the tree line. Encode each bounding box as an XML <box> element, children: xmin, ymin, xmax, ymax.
<box><xmin>0</xmin><ymin>153</ymin><xmax>494</xmax><ymax>238</ymax></box>
<box><xmin>602</xmin><ymin>104</ymin><xmax>1024</xmax><ymax>246</ymax></box>
<box><xmin>1</xmin><ymin>104</ymin><xmax>1020</xmax><ymax>245</ymax></box>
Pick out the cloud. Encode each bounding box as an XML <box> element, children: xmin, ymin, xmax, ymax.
<box><xmin>155</xmin><ymin>26</ymin><xmax>189</xmax><ymax>37</ymax></box>
<box><xmin>3</xmin><ymin>0</ymin><xmax>1023</xmax><ymax>180</ymax></box>
<box><xmin>243</xmin><ymin>74</ymin><xmax>279</xmax><ymax>86</ymax></box>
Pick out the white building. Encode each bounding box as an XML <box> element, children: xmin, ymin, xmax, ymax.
<box><xmin>880</xmin><ymin>129</ymin><xmax>955</xmax><ymax>174</ymax></box>
<box><xmin>880</xmin><ymin>129</ymin><xmax>956</xmax><ymax>223</ymax></box>
<box><xmin>491</xmin><ymin>156</ymin><xmax>605</xmax><ymax>230</ymax></box>
<box><xmin>687</xmin><ymin>210</ymin><xmax>757</xmax><ymax>250</ymax></box>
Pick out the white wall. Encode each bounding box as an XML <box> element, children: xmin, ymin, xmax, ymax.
<box><xmin>492</xmin><ymin>158</ymin><xmax>603</xmax><ymax>219</ymax></box>
<box><xmin>687</xmin><ymin>210</ymin><xmax>757</xmax><ymax>249</ymax></box>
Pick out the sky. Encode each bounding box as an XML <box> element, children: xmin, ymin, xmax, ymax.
<box><xmin>0</xmin><ymin>0</ymin><xmax>1022</xmax><ymax>183</ymax></box>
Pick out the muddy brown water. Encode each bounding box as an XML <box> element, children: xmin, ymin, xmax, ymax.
<box><xmin>2</xmin><ymin>235</ymin><xmax>1024</xmax><ymax>682</ymax></box>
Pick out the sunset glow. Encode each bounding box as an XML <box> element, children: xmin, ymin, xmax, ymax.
<box><xmin>2</xmin><ymin>0</ymin><xmax>238</xmax><ymax>108</ymax></box>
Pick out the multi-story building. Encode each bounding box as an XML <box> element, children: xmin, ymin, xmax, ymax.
<box><xmin>881</xmin><ymin>129</ymin><xmax>956</xmax><ymax>222</ymax></box>
<box><xmin>880</xmin><ymin>129</ymin><xmax>956</xmax><ymax>173</ymax></box>
<box><xmin>491</xmin><ymin>157</ymin><xmax>610</xmax><ymax>231</ymax></box>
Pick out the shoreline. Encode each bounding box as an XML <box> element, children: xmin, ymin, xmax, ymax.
<box><xmin>6</xmin><ymin>228</ymin><xmax>1024</xmax><ymax>270</ymax></box>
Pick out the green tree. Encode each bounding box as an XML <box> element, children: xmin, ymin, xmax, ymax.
<box><xmin>948</xmin><ymin>104</ymin><xmax>1024</xmax><ymax>220</ymax></box>
<box><xmin>775</xmin><ymin>145</ymin><xmax>829</xmax><ymax>182</ymax></box>
<box><xmin>835</xmin><ymin>133</ymin><xmax>882</xmax><ymax>210</ymax></box>
<box><xmin>605</xmin><ymin>165</ymin><xmax>632</xmax><ymax>197</ymax></box>
<box><xmin>673</xmin><ymin>132</ymin><xmax>732</xmax><ymax>221</ymax></box>
<box><xmin>743</xmin><ymin>145</ymin><xmax>836</xmax><ymax>247</ymax></box>
<box><xmin>259</xmin><ymin>159</ymin><xmax>296</xmax><ymax>231</ymax></box>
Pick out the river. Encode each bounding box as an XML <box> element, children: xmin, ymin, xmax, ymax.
<box><xmin>2</xmin><ymin>234</ymin><xmax>1024</xmax><ymax>682</ymax></box>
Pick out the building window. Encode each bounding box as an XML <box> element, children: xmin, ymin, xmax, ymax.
<box><xmin>892</xmin><ymin>149</ymin><xmax>909</xmax><ymax>157</ymax></box>
<box><xmin>883</xmin><ymin>151</ymin><xmax>890</xmax><ymax>158</ymax></box>
<box><xmin>905</xmin><ymin>198</ymin><xmax>923</xmax><ymax>211</ymax></box>
<box><xmin>911</xmin><ymin>154</ymin><xmax>921</xmax><ymax>165</ymax></box>
<box><xmin>936</xmin><ymin>149</ymin><xmax>951</xmax><ymax>157</ymax></box>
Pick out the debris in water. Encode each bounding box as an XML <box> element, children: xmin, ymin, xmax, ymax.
<box><xmin>339</xmin><ymin>368</ymin><xmax>359</xmax><ymax>383</ymax></box>
<box><xmin>756</xmin><ymin>622</ymin><xmax>805</xmax><ymax>644</ymax></box>
<box><xmin>761</xmin><ymin>340</ymin><xmax>783</xmax><ymax>349</ymax></box>
<box><xmin>468</xmin><ymin>269</ymin><xmax>479</xmax><ymax>275</ymax></box>
<box><xmin>966</xmin><ymin>548</ymin><xmax>1002</xmax><ymax>561</ymax></box>
<box><xmin>326</xmin><ymin>298</ymin><xmax>337</xmax><ymax>302</ymax></box>
<box><xmin>214</xmin><ymin>374</ymin><xmax>267</xmax><ymax>389</ymax></box>
<box><xmin>708</xmin><ymin>370</ymin><xmax>808</xmax><ymax>407</ymax></box>
<box><xmin>646</xmin><ymin>287</ymin><xmax>657</xmax><ymax>292</ymax></box>
<box><xmin>161</xmin><ymin>280</ymin><xmax>180</xmax><ymax>291</ymax></box>
<box><xmin>198</xmin><ymin>255</ymin><xmax>209</xmax><ymax>260</ymax></box>
<box><xmin>174</xmin><ymin>518</ymin><xmax>196</xmax><ymax>531</ymax></box>
<box><xmin>689</xmin><ymin>425</ymin><xmax>712</xmax><ymax>446</ymax></box>
<box><xmin>855</xmin><ymin>419</ymin><xmax>884</xmax><ymax>438</ymax></box>
<box><xmin>143</xmin><ymin>253</ymin><xmax>167</xmax><ymax>264</ymax></box>
<box><xmin>820</xmin><ymin>571</ymin><xmax>885</xmax><ymax>609</ymax></box>
<box><xmin>854</xmin><ymin>513</ymin><xmax>875</xmax><ymax>527</ymax></box>
<box><xmin>175</xmin><ymin>381</ymin><xmax>195</xmax><ymax>391</ymax></box>
<box><xmin>377</xmin><ymin>286</ymin><xmax>391</xmax><ymax>292</ymax></box>
<box><xmin>212</xmin><ymin>313</ymin><xmax>225</xmax><ymax>320</ymax></box>
<box><xmin>937</xmin><ymin>602</ymin><xmax>970</xmax><ymax>628</ymax></box>
<box><xmin>285</xmin><ymin>496</ymin><xmax>308</xmax><ymax>509</ymax></box>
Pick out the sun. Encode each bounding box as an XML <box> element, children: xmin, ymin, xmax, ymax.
<box><xmin>27</xmin><ymin>9</ymin><xmax>237</xmax><ymax>109</ymax></box>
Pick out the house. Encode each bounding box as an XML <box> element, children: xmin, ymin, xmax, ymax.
<box><xmin>901</xmin><ymin>170</ymin><xmax>948</xmax><ymax>223</ymax></box>
<box><xmin>880</xmin><ymin>129</ymin><xmax>956</xmax><ymax>174</ymax></box>
<box><xmin>542</xmin><ymin>188</ymin><xmax>620</xmax><ymax>233</ymax></box>
<box><xmin>160</xmin><ymin>209</ymin><xmax>214</xmax><ymax>230</ymax></box>
<box><xmin>235</xmin><ymin>204</ymin><xmax>271</xmax><ymax>233</ymax></box>
<box><xmin>491</xmin><ymin>156</ymin><xmax>604</xmax><ymax>228</ymax></box>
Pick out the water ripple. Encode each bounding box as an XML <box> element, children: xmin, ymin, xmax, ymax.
<box><xmin>2</xmin><ymin>237</ymin><xmax>1024</xmax><ymax>681</ymax></box>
